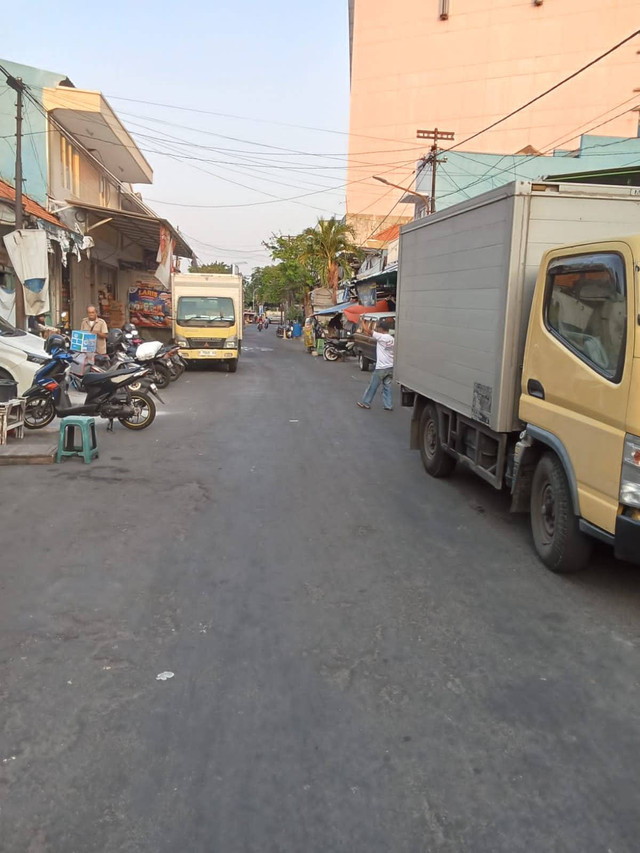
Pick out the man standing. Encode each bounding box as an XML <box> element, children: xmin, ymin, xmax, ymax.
<box><xmin>357</xmin><ymin>318</ymin><xmax>394</xmax><ymax>411</ymax></box>
<box><xmin>80</xmin><ymin>305</ymin><xmax>109</xmax><ymax>356</ymax></box>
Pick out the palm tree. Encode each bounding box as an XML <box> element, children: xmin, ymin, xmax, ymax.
<box><xmin>301</xmin><ymin>218</ymin><xmax>361</xmax><ymax>303</ymax></box>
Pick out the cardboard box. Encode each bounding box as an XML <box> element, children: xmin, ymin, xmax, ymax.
<box><xmin>70</xmin><ymin>330</ymin><xmax>97</xmax><ymax>353</ymax></box>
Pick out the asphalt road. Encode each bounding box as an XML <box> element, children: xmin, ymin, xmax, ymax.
<box><xmin>2</xmin><ymin>326</ymin><xmax>640</xmax><ymax>853</ymax></box>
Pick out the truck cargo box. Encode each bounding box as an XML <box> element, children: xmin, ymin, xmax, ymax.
<box><xmin>395</xmin><ymin>181</ymin><xmax>640</xmax><ymax>433</ymax></box>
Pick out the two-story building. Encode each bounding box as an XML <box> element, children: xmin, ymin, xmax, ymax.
<box><xmin>0</xmin><ymin>59</ymin><xmax>192</xmax><ymax>329</ymax></box>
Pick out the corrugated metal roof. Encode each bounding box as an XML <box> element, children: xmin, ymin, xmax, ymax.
<box><xmin>0</xmin><ymin>179</ymin><xmax>70</xmax><ymax>229</ymax></box>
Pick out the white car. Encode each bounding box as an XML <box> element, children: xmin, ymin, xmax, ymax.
<box><xmin>0</xmin><ymin>317</ymin><xmax>50</xmax><ymax>394</ymax></box>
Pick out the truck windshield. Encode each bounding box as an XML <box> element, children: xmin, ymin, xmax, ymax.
<box><xmin>177</xmin><ymin>297</ymin><xmax>235</xmax><ymax>327</ymax></box>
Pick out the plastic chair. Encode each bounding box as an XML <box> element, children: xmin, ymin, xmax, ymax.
<box><xmin>56</xmin><ymin>416</ymin><xmax>99</xmax><ymax>464</ymax></box>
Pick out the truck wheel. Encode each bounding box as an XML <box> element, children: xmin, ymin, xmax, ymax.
<box><xmin>530</xmin><ymin>452</ymin><xmax>592</xmax><ymax>573</ymax></box>
<box><xmin>228</xmin><ymin>359</ymin><xmax>238</xmax><ymax>373</ymax></box>
<box><xmin>419</xmin><ymin>403</ymin><xmax>455</xmax><ymax>478</ymax></box>
<box><xmin>358</xmin><ymin>353</ymin><xmax>371</xmax><ymax>372</ymax></box>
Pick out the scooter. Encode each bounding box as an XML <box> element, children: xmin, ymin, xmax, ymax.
<box><xmin>23</xmin><ymin>344</ymin><xmax>162</xmax><ymax>431</ymax></box>
<box><xmin>323</xmin><ymin>337</ymin><xmax>356</xmax><ymax>362</ymax></box>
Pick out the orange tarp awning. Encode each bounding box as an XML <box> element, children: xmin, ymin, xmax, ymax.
<box><xmin>343</xmin><ymin>300</ymin><xmax>389</xmax><ymax>324</ymax></box>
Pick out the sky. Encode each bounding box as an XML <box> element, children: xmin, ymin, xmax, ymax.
<box><xmin>3</xmin><ymin>0</ymin><xmax>352</xmax><ymax>271</ymax></box>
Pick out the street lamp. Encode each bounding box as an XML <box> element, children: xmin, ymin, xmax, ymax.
<box><xmin>372</xmin><ymin>175</ymin><xmax>431</xmax><ymax>206</ymax></box>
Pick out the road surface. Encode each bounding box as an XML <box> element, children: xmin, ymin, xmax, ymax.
<box><xmin>2</xmin><ymin>326</ymin><xmax>640</xmax><ymax>852</ymax></box>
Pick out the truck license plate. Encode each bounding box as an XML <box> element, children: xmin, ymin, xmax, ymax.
<box><xmin>199</xmin><ymin>350</ymin><xmax>221</xmax><ymax>357</ymax></box>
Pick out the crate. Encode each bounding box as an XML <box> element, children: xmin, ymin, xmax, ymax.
<box><xmin>70</xmin><ymin>330</ymin><xmax>97</xmax><ymax>353</ymax></box>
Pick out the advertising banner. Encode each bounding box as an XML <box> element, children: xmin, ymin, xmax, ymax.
<box><xmin>128</xmin><ymin>278</ymin><xmax>172</xmax><ymax>328</ymax></box>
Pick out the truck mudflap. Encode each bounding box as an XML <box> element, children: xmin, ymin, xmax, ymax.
<box><xmin>614</xmin><ymin>513</ymin><xmax>640</xmax><ymax>564</ymax></box>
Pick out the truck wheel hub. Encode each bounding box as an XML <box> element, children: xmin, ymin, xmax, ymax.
<box><xmin>541</xmin><ymin>483</ymin><xmax>556</xmax><ymax>538</ymax></box>
<box><xmin>426</xmin><ymin>421</ymin><xmax>437</xmax><ymax>457</ymax></box>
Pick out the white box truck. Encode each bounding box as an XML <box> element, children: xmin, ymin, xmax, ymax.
<box><xmin>396</xmin><ymin>180</ymin><xmax>640</xmax><ymax>571</ymax></box>
<box><xmin>172</xmin><ymin>273</ymin><xmax>243</xmax><ymax>372</ymax></box>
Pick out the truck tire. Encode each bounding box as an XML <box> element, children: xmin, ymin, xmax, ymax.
<box><xmin>419</xmin><ymin>403</ymin><xmax>456</xmax><ymax>478</ymax></box>
<box><xmin>228</xmin><ymin>359</ymin><xmax>238</xmax><ymax>373</ymax></box>
<box><xmin>358</xmin><ymin>353</ymin><xmax>371</xmax><ymax>372</ymax></box>
<box><xmin>530</xmin><ymin>452</ymin><xmax>592</xmax><ymax>573</ymax></box>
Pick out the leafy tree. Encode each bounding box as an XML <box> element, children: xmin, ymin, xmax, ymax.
<box><xmin>189</xmin><ymin>261</ymin><xmax>232</xmax><ymax>274</ymax></box>
<box><xmin>261</xmin><ymin>234</ymin><xmax>316</xmax><ymax>317</ymax></box>
<box><xmin>300</xmin><ymin>218</ymin><xmax>361</xmax><ymax>302</ymax></box>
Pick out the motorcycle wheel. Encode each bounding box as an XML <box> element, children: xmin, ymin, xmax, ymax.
<box><xmin>24</xmin><ymin>395</ymin><xmax>56</xmax><ymax>429</ymax></box>
<box><xmin>118</xmin><ymin>393</ymin><xmax>156</xmax><ymax>430</ymax></box>
<box><xmin>323</xmin><ymin>346</ymin><xmax>339</xmax><ymax>362</ymax></box>
<box><xmin>152</xmin><ymin>362</ymin><xmax>171</xmax><ymax>389</ymax></box>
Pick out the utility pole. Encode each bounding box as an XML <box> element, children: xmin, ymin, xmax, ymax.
<box><xmin>7</xmin><ymin>74</ymin><xmax>26</xmax><ymax>328</ymax></box>
<box><xmin>416</xmin><ymin>128</ymin><xmax>455</xmax><ymax>214</ymax></box>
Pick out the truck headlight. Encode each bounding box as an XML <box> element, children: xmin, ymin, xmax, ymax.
<box><xmin>619</xmin><ymin>434</ymin><xmax>640</xmax><ymax>508</ymax></box>
<box><xmin>175</xmin><ymin>335</ymin><xmax>188</xmax><ymax>347</ymax></box>
<box><xmin>225</xmin><ymin>336</ymin><xmax>237</xmax><ymax>349</ymax></box>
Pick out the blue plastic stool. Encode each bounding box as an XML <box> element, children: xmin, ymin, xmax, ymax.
<box><xmin>56</xmin><ymin>416</ymin><xmax>99</xmax><ymax>464</ymax></box>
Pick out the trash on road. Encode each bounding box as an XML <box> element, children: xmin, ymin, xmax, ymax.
<box><xmin>156</xmin><ymin>671</ymin><xmax>174</xmax><ymax>681</ymax></box>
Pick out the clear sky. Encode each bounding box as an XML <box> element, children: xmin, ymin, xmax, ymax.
<box><xmin>3</xmin><ymin>0</ymin><xmax>351</xmax><ymax>271</ymax></box>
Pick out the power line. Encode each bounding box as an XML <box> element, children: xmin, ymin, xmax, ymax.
<box><xmin>444</xmin><ymin>29</ymin><xmax>640</xmax><ymax>154</ymax></box>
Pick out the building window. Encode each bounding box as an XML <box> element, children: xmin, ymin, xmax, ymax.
<box><xmin>439</xmin><ymin>0</ymin><xmax>450</xmax><ymax>20</ymax></box>
<box><xmin>545</xmin><ymin>252</ymin><xmax>627</xmax><ymax>382</ymax></box>
<box><xmin>99</xmin><ymin>175</ymin><xmax>111</xmax><ymax>207</ymax></box>
<box><xmin>60</xmin><ymin>135</ymin><xmax>79</xmax><ymax>196</ymax></box>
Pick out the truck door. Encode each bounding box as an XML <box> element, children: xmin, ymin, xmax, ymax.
<box><xmin>521</xmin><ymin>244</ymin><xmax>635</xmax><ymax>534</ymax></box>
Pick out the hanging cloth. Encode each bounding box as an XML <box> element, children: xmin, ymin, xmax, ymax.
<box><xmin>0</xmin><ymin>286</ymin><xmax>16</xmax><ymax>325</ymax></box>
<box><xmin>3</xmin><ymin>229</ymin><xmax>50</xmax><ymax>315</ymax></box>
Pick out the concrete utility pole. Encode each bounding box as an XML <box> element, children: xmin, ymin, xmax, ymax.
<box><xmin>416</xmin><ymin>128</ymin><xmax>455</xmax><ymax>214</ymax></box>
<box><xmin>7</xmin><ymin>74</ymin><xmax>26</xmax><ymax>329</ymax></box>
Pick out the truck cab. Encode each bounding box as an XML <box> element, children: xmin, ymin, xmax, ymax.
<box><xmin>519</xmin><ymin>236</ymin><xmax>640</xmax><ymax>567</ymax></box>
<box><xmin>172</xmin><ymin>273</ymin><xmax>243</xmax><ymax>373</ymax></box>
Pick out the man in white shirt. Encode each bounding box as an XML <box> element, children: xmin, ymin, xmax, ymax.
<box><xmin>357</xmin><ymin>318</ymin><xmax>394</xmax><ymax>411</ymax></box>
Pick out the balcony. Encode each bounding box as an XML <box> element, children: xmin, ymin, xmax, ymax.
<box><xmin>42</xmin><ymin>87</ymin><xmax>153</xmax><ymax>185</ymax></box>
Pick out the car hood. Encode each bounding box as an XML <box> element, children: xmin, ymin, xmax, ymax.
<box><xmin>0</xmin><ymin>331</ymin><xmax>47</xmax><ymax>356</ymax></box>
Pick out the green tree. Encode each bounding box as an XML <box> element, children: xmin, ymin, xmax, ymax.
<box><xmin>189</xmin><ymin>261</ymin><xmax>232</xmax><ymax>274</ymax></box>
<box><xmin>262</xmin><ymin>233</ymin><xmax>316</xmax><ymax>317</ymax></box>
<box><xmin>300</xmin><ymin>218</ymin><xmax>361</xmax><ymax>302</ymax></box>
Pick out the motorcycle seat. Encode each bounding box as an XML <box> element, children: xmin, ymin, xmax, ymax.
<box><xmin>82</xmin><ymin>366</ymin><xmax>140</xmax><ymax>385</ymax></box>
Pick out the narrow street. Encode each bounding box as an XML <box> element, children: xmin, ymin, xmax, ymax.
<box><xmin>3</xmin><ymin>325</ymin><xmax>640</xmax><ymax>853</ymax></box>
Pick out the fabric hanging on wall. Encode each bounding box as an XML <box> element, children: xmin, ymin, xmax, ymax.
<box><xmin>0</xmin><ymin>286</ymin><xmax>16</xmax><ymax>324</ymax></box>
<box><xmin>2</xmin><ymin>229</ymin><xmax>50</xmax><ymax>315</ymax></box>
<box><xmin>154</xmin><ymin>224</ymin><xmax>174</xmax><ymax>289</ymax></box>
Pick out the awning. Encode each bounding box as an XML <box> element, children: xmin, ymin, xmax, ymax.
<box><xmin>67</xmin><ymin>201</ymin><xmax>193</xmax><ymax>259</ymax></box>
<box><xmin>343</xmin><ymin>300</ymin><xmax>390</xmax><ymax>324</ymax></box>
<box><xmin>355</xmin><ymin>264</ymin><xmax>398</xmax><ymax>288</ymax></box>
<box><xmin>43</xmin><ymin>87</ymin><xmax>153</xmax><ymax>185</ymax></box>
<box><xmin>312</xmin><ymin>300</ymin><xmax>353</xmax><ymax>316</ymax></box>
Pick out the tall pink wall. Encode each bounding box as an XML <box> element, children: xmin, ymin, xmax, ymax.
<box><xmin>347</xmin><ymin>0</ymin><xmax>640</xmax><ymax>234</ymax></box>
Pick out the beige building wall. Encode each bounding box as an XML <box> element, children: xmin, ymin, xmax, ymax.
<box><xmin>347</xmin><ymin>0</ymin><xmax>640</xmax><ymax>240</ymax></box>
<box><xmin>48</xmin><ymin>127</ymin><xmax>120</xmax><ymax>210</ymax></box>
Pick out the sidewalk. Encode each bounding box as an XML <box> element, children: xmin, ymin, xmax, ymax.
<box><xmin>0</xmin><ymin>426</ymin><xmax>57</xmax><ymax>465</ymax></box>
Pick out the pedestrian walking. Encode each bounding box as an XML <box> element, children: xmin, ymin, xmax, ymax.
<box><xmin>357</xmin><ymin>318</ymin><xmax>394</xmax><ymax>411</ymax></box>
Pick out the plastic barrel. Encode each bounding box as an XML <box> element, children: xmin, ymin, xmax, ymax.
<box><xmin>293</xmin><ymin>323</ymin><xmax>302</xmax><ymax>337</ymax></box>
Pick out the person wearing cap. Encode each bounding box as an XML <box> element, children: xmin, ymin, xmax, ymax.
<box><xmin>357</xmin><ymin>318</ymin><xmax>394</xmax><ymax>411</ymax></box>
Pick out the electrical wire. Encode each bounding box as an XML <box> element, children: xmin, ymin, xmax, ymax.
<box><xmin>443</xmin><ymin>29</ymin><xmax>640</xmax><ymax>154</ymax></box>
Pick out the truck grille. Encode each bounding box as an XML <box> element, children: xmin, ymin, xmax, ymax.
<box><xmin>187</xmin><ymin>339</ymin><xmax>226</xmax><ymax>349</ymax></box>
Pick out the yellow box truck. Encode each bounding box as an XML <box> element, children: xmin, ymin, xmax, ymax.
<box><xmin>172</xmin><ymin>272</ymin><xmax>243</xmax><ymax>372</ymax></box>
<box><xmin>396</xmin><ymin>180</ymin><xmax>640</xmax><ymax>572</ymax></box>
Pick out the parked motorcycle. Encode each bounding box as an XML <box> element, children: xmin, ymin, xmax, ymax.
<box><xmin>109</xmin><ymin>329</ymin><xmax>173</xmax><ymax>390</ymax></box>
<box><xmin>23</xmin><ymin>335</ymin><xmax>161</xmax><ymax>431</ymax></box>
<box><xmin>323</xmin><ymin>337</ymin><xmax>356</xmax><ymax>362</ymax></box>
